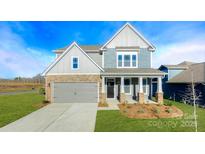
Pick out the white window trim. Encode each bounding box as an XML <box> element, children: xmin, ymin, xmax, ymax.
<box><xmin>124</xmin><ymin>78</ymin><xmax>131</xmax><ymax>95</ymax></box>
<box><xmin>71</xmin><ymin>56</ymin><xmax>79</xmax><ymax>70</ymax></box>
<box><xmin>102</xmin><ymin>51</ymin><xmax>104</xmax><ymax>68</ymax></box>
<box><xmin>116</xmin><ymin>52</ymin><xmax>138</xmax><ymax>68</ymax></box>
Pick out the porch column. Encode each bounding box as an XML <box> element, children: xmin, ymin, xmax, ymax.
<box><xmin>157</xmin><ymin>77</ymin><xmax>162</xmax><ymax>93</ymax></box>
<box><xmin>102</xmin><ymin>76</ymin><xmax>105</xmax><ymax>93</ymax></box>
<box><xmin>120</xmin><ymin>77</ymin><xmax>124</xmax><ymax>93</ymax></box>
<box><xmin>156</xmin><ymin>77</ymin><xmax>163</xmax><ymax>104</ymax></box>
<box><xmin>138</xmin><ymin>77</ymin><xmax>144</xmax><ymax>104</ymax></box>
<box><xmin>120</xmin><ymin>77</ymin><xmax>126</xmax><ymax>104</ymax></box>
<box><xmin>139</xmin><ymin>77</ymin><xmax>143</xmax><ymax>93</ymax></box>
<box><xmin>100</xmin><ymin>76</ymin><xmax>107</xmax><ymax>104</ymax></box>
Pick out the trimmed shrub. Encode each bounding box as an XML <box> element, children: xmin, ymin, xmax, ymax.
<box><xmin>164</xmin><ymin>101</ymin><xmax>172</xmax><ymax>106</ymax></box>
<box><xmin>152</xmin><ymin>108</ymin><xmax>160</xmax><ymax>114</ymax></box>
<box><xmin>43</xmin><ymin>100</ymin><xmax>50</xmax><ymax>104</ymax></box>
<box><xmin>39</xmin><ymin>88</ymin><xmax>45</xmax><ymax>95</ymax></box>
<box><xmin>165</xmin><ymin>108</ymin><xmax>173</xmax><ymax>113</ymax></box>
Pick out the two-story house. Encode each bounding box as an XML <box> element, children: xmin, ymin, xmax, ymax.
<box><xmin>42</xmin><ymin>23</ymin><xmax>165</xmax><ymax>105</ymax></box>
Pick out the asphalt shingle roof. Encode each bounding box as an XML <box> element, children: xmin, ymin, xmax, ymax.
<box><xmin>102</xmin><ymin>68</ymin><xmax>165</xmax><ymax>76</ymax></box>
<box><xmin>168</xmin><ymin>62</ymin><xmax>205</xmax><ymax>83</ymax></box>
<box><xmin>54</xmin><ymin>45</ymin><xmax>102</xmax><ymax>53</ymax></box>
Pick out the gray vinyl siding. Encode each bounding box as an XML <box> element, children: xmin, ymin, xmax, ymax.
<box><xmin>168</xmin><ymin>69</ymin><xmax>184</xmax><ymax>80</ymax></box>
<box><xmin>138</xmin><ymin>48</ymin><xmax>151</xmax><ymax>68</ymax></box>
<box><xmin>87</xmin><ymin>52</ymin><xmax>102</xmax><ymax>67</ymax></box>
<box><xmin>103</xmin><ymin>48</ymin><xmax>151</xmax><ymax>68</ymax></box>
<box><xmin>104</xmin><ymin>48</ymin><xmax>116</xmax><ymax>68</ymax></box>
<box><xmin>47</xmin><ymin>45</ymin><xmax>101</xmax><ymax>74</ymax></box>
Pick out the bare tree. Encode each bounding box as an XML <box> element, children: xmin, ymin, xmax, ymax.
<box><xmin>178</xmin><ymin>71</ymin><xmax>202</xmax><ymax>132</ymax></box>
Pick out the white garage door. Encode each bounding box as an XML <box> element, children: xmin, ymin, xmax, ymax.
<box><xmin>52</xmin><ymin>82</ymin><xmax>98</xmax><ymax>103</ymax></box>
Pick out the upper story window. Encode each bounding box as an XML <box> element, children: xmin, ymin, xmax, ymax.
<box><xmin>132</xmin><ymin>55</ymin><xmax>137</xmax><ymax>67</ymax></box>
<box><xmin>118</xmin><ymin>55</ymin><xmax>122</xmax><ymax>67</ymax></box>
<box><xmin>117</xmin><ymin>52</ymin><xmax>138</xmax><ymax>68</ymax></box>
<box><xmin>72</xmin><ymin>57</ymin><xmax>79</xmax><ymax>70</ymax></box>
<box><xmin>124</xmin><ymin>55</ymin><xmax>131</xmax><ymax>67</ymax></box>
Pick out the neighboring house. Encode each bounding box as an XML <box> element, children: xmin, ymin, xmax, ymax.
<box><xmin>42</xmin><ymin>23</ymin><xmax>165</xmax><ymax>104</ymax></box>
<box><xmin>158</xmin><ymin>61</ymin><xmax>205</xmax><ymax>105</ymax></box>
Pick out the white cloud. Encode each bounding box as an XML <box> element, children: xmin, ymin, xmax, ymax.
<box><xmin>153</xmin><ymin>38</ymin><xmax>205</xmax><ymax>68</ymax></box>
<box><xmin>0</xmin><ymin>24</ymin><xmax>54</xmax><ymax>78</ymax></box>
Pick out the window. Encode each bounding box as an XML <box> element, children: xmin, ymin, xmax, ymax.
<box><xmin>72</xmin><ymin>57</ymin><xmax>79</xmax><ymax>69</ymax></box>
<box><xmin>117</xmin><ymin>52</ymin><xmax>137</xmax><ymax>68</ymax></box>
<box><xmin>118</xmin><ymin>55</ymin><xmax>122</xmax><ymax>67</ymax></box>
<box><xmin>132</xmin><ymin>55</ymin><xmax>137</xmax><ymax>67</ymax></box>
<box><xmin>124</xmin><ymin>55</ymin><xmax>131</xmax><ymax>67</ymax></box>
<box><xmin>124</xmin><ymin>78</ymin><xmax>131</xmax><ymax>94</ymax></box>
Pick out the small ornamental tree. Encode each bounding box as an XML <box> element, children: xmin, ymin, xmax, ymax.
<box><xmin>178</xmin><ymin>71</ymin><xmax>202</xmax><ymax>132</ymax></box>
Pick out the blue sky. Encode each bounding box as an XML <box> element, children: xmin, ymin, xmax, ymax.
<box><xmin>0</xmin><ymin>21</ymin><xmax>205</xmax><ymax>78</ymax></box>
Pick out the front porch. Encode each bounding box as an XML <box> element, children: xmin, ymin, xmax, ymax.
<box><xmin>100</xmin><ymin>76</ymin><xmax>164</xmax><ymax>104</ymax></box>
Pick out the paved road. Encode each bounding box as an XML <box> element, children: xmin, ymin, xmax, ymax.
<box><xmin>0</xmin><ymin>90</ymin><xmax>37</xmax><ymax>95</ymax></box>
<box><xmin>0</xmin><ymin>103</ymin><xmax>98</xmax><ymax>132</ymax></box>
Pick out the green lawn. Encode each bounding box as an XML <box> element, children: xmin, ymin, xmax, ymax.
<box><xmin>0</xmin><ymin>93</ymin><xmax>44</xmax><ymax>127</ymax></box>
<box><xmin>95</xmin><ymin>100</ymin><xmax>205</xmax><ymax>132</ymax></box>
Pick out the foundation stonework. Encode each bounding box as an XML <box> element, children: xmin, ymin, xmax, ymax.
<box><xmin>100</xmin><ymin>93</ymin><xmax>107</xmax><ymax>104</ymax></box>
<box><xmin>156</xmin><ymin>92</ymin><xmax>164</xmax><ymax>104</ymax></box>
<box><xmin>120</xmin><ymin>93</ymin><xmax>126</xmax><ymax>104</ymax></box>
<box><xmin>45</xmin><ymin>75</ymin><xmax>101</xmax><ymax>102</ymax></box>
<box><xmin>138</xmin><ymin>92</ymin><xmax>144</xmax><ymax>104</ymax></box>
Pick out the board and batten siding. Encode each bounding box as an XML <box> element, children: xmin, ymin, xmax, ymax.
<box><xmin>106</xmin><ymin>25</ymin><xmax>149</xmax><ymax>48</ymax></box>
<box><xmin>47</xmin><ymin>45</ymin><xmax>101</xmax><ymax>74</ymax></box>
<box><xmin>104</xmin><ymin>48</ymin><xmax>151</xmax><ymax>68</ymax></box>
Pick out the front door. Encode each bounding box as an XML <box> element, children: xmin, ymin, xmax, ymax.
<box><xmin>107</xmin><ymin>79</ymin><xmax>114</xmax><ymax>98</ymax></box>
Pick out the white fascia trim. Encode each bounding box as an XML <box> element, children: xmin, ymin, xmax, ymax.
<box><xmin>150</xmin><ymin>52</ymin><xmax>153</xmax><ymax>68</ymax></box>
<box><xmin>116</xmin><ymin>48</ymin><xmax>140</xmax><ymax>51</ymax></box>
<box><xmin>42</xmin><ymin>42</ymin><xmax>104</xmax><ymax>76</ymax></box>
<box><xmin>101</xmin><ymin>73</ymin><xmax>165</xmax><ymax>76</ymax></box>
<box><xmin>100</xmin><ymin>22</ymin><xmax>156</xmax><ymax>51</ymax></box>
<box><xmin>102</xmin><ymin>51</ymin><xmax>104</xmax><ymax>68</ymax></box>
<box><xmin>102</xmin><ymin>75</ymin><xmax>165</xmax><ymax>78</ymax></box>
<box><xmin>46</xmin><ymin>73</ymin><xmax>100</xmax><ymax>76</ymax></box>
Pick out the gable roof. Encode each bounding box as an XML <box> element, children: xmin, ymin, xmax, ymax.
<box><xmin>160</xmin><ymin>65</ymin><xmax>188</xmax><ymax>69</ymax></box>
<box><xmin>159</xmin><ymin>61</ymin><xmax>195</xmax><ymax>70</ymax></box>
<box><xmin>178</xmin><ymin>61</ymin><xmax>195</xmax><ymax>66</ymax></box>
<box><xmin>167</xmin><ymin>62</ymin><xmax>205</xmax><ymax>83</ymax></box>
<box><xmin>54</xmin><ymin>45</ymin><xmax>102</xmax><ymax>53</ymax></box>
<box><xmin>42</xmin><ymin>42</ymin><xmax>104</xmax><ymax>76</ymax></box>
<box><xmin>100</xmin><ymin>22</ymin><xmax>156</xmax><ymax>51</ymax></box>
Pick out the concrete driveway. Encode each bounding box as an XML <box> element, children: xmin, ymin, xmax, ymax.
<box><xmin>0</xmin><ymin>103</ymin><xmax>98</xmax><ymax>132</ymax></box>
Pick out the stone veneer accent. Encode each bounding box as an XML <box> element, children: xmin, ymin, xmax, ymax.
<box><xmin>138</xmin><ymin>92</ymin><xmax>144</xmax><ymax>104</ymax></box>
<box><xmin>120</xmin><ymin>93</ymin><xmax>126</xmax><ymax>104</ymax></box>
<box><xmin>99</xmin><ymin>93</ymin><xmax>107</xmax><ymax>104</ymax></box>
<box><xmin>45</xmin><ymin>75</ymin><xmax>101</xmax><ymax>102</ymax></box>
<box><xmin>156</xmin><ymin>92</ymin><xmax>164</xmax><ymax>104</ymax></box>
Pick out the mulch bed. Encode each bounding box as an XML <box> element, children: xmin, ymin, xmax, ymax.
<box><xmin>118</xmin><ymin>104</ymin><xmax>183</xmax><ymax>119</ymax></box>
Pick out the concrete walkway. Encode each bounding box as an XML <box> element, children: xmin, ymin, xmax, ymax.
<box><xmin>0</xmin><ymin>103</ymin><xmax>98</xmax><ymax>132</ymax></box>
